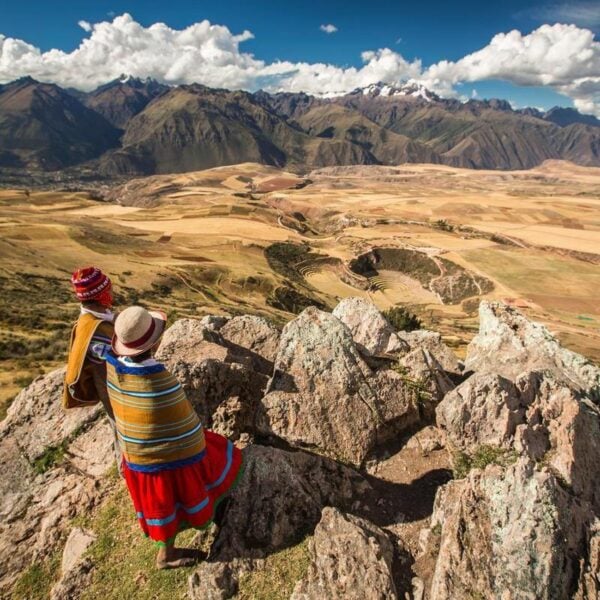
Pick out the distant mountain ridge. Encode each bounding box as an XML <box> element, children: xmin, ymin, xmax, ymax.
<box><xmin>0</xmin><ymin>76</ymin><xmax>599</xmax><ymax>175</ymax></box>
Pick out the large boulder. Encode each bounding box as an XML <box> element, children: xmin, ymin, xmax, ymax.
<box><xmin>258</xmin><ymin>307</ymin><xmax>422</xmax><ymax>467</ymax></box>
<box><xmin>437</xmin><ymin>372</ymin><xmax>600</xmax><ymax>512</ymax></box>
<box><xmin>189</xmin><ymin>445</ymin><xmax>373</xmax><ymax>598</ymax></box>
<box><xmin>424</xmin><ymin>459</ymin><xmax>587</xmax><ymax>600</ymax></box>
<box><xmin>428</xmin><ymin>458</ymin><xmax>588</xmax><ymax>600</ymax></box>
<box><xmin>436</xmin><ymin>372</ymin><xmax>528</xmax><ymax>452</ymax></box>
<box><xmin>291</xmin><ymin>507</ymin><xmax>398</xmax><ymax>600</ymax></box>
<box><xmin>332</xmin><ymin>297</ymin><xmax>408</xmax><ymax>356</ymax></box>
<box><xmin>465</xmin><ymin>302</ymin><xmax>600</xmax><ymax>401</ymax></box>
<box><xmin>156</xmin><ymin>318</ymin><xmax>270</xmax><ymax>441</ymax></box>
<box><xmin>210</xmin><ymin>445</ymin><xmax>372</xmax><ymax>562</ymax></box>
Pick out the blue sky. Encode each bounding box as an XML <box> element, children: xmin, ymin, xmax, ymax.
<box><xmin>1</xmin><ymin>0</ymin><xmax>599</xmax><ymax>112</ymax></box>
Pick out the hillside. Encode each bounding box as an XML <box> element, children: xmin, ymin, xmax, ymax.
<box><xmin>1</xmin><ymin>160</ymin><xmax>599</xmax><ymax>416</ymax></box>
<box><xmin>1</xmin><ymin>78</ymin><xmax>599</xmax><ymax>175</ymax></box>
<box><xmin>81</xmin><ymin>75</ymin><xmax>169</xmax><ymax>128</ymax></box>
<box><xmin>0</xmin><ymin>78</ymin><xmax>121</xmax><ymax>170</ymax></box>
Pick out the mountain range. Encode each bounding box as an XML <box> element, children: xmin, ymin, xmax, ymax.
<box><xmin>1</xmin><ymin>75</ymin><xmax>599</xmax><ymax>175</ymax></box>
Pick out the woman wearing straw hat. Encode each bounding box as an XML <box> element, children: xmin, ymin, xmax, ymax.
<box><xmin>106</xmin><ymin>306</ymin><xmax>243</xmax><ymax>569</ymax></box>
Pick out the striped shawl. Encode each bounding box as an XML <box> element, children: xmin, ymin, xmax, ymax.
<box><xmin>106</xmin><ymin>354</ymin><xmax>206</xmax><ymax>471</ymax></box>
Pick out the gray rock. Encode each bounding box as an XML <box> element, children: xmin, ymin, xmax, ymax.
<box><xmin>397</xmin><ymin>329</ymin><xmax>462</xmax><ymax>376</ymax></box>
<box><xmin>188</xmin><ymin>559</ymin><xmax>258</xmax><ymax>600</ymax></box>
<box><xmin>332</xmin><ymin>297</ymin><xmax>408</xmax><ymax>356</ymax></box>
<box><xmin>61</xmin><ymin>527</ymin><xmax>96</xmax><ymax>574</ymax></box>
<box><xmin>209</xmin><ymin>444</ymin><xmax>371</xmax><ymax>562</ymax></box>
<box><xmin>465</xmin><ymin>301</ymin><xmax>600</xmax><ymax>401</ymax></box>
<box><xmin>259</xmin><ymin>307</ymin><xmax>421</xmax><ymax>467</ymax></box>
<box><xmin>220</xmin><ymin>315</ymin><xmax>280</xmax><ymax>363</ymax></box>
<box><xmin>291</xmin><ymin>507</ymin><xmax>398</xmax><ymax>600</ymax></box>
<box><xmin>0</xmin><ymin>370</ymin><xmax>113</xmax><ymax>595</ymax></box>
<box><xmin>398</xmin><ymin>348</ymin><xmax>456</xmax><ymax>413</ymax></box>
<box><xmin>157</xmin><ymin>319</ymin><xmax>270</xmax><ymax>441</ymax></box>
<box><xmin>438</xmin><ymin>371</ymin><xmax>600</xmax><ymax>512</ymax></box>
<box><xmin>575</xmin><ymin>520</ymin><xmax>600</xmax><ymax>600</ymax></box>
<box><xmin>50</xmin><ymin>558</ymin><xmax>94</xmax><ymax>600</ymax></box>
<box><xmin>436</xmin><ymin>372</ymin><xmax>527</xmax><ymax>452</ymax></box>
<box><xmin>427</xmin><ymin>459</ymin><xmax>586</xmax><ymax>600</ymax></box>
<box><xmin>0</xmin><ymin>368</ymin><xmax>101</xmax><ymax>462</ymax></box>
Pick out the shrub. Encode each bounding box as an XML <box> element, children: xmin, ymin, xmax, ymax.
<box><xmin>383</xmin><ymin>306</ymin><xmax>422</xmax><ymax>332</ymax></box>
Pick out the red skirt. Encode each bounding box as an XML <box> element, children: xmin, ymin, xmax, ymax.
<box><xmin>122</xmin><ymin>430</ymin><xmax>243</xmax><ymax>544</ymax></box>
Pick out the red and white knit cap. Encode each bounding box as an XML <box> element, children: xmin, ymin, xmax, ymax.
<box><xmin>71</xmin><ymin>266</ymin><xmax>111</xmax><ymax>301</ymax></box>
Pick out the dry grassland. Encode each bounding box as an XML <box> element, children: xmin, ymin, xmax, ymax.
<box><xmin>1</xmin><ymin>160</ymin><xmax>599</xmax><ymax>414</ymax></box>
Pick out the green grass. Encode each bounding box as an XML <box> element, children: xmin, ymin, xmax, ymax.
<box><xmin>81</xmin><ymin>486</ymin><xmax>201</xmax><ymax>600</ymax></box>
<box><xmin>11</xmin><ymin>552</ymin><xmax>61</xmax><ymax>599</ymax></box>
<box><xmin>33</xmin><ymin>443</ymin><xmax>67</xmax><ymax>474</ymax></box>
<box><xmin>237</xmin><ymin>538</ymin><xmax>311</xmax><ymax>600</ymax></box>
<box><xmin>453</xmin><ymin>445</ymin><xmax>518</xmax><ymax>479</ymax></box>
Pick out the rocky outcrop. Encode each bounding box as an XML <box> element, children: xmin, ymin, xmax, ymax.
<box><xmin>291</xmin><ymin>507</ymin><xmax>397</xmax><ymax>599</ymax></box>
<box><xmin>0</xmin><ymin>369</ymin><xmax>113</xmax><ymax>595</ymax></box>
<box><xmin>465</xmin><ymin>301</ymin><xmax>600</xmax><ymax>401</ymax></box>
<box><xmin>332</xmin><ymin>296</ymin><xmax>408</xmax><ymax>356</ymax></box>
<box><xmin>210</xmin><ymin>444</ymin><xmax>371</xmax><ymax>562</ymax></box>
<box><xmin>438</xmin><ymin>371</ymin><xmax>600</xmax><ymax>512</ymax></box>
<box><xmin>3</xmin><ymin>301</ymin><xmax>599</xmax><ymax>600</ymax></box>
<box><xmin>423</xmin><ymin>303</ymin><xmax>600</xmax><ymax>599</ymax></box>
<box><xmin>425</xmin><ymin>459</ymin><xmax>586</xmax><ymax>600</ymax></box>
<box><xmin>258</xmin><ymin>307</ymin><xmax>422</xmax><ymax>466</ymax></box>
<box><xmin>156</xmin><ymin>317</ymin><xmax>274</xmax><ymax>441</ymax></box>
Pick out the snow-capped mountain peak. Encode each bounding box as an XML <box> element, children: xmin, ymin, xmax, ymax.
<box><xmin>349</xmin><ymin>81</ymin><xmax>438</xmax><ymax>101</ymax></box>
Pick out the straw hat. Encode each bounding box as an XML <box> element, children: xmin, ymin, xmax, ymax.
<box><xmin>112</xmin><ymin>306</ymin><xmax>167</xmax><ymax>357</ymax></box>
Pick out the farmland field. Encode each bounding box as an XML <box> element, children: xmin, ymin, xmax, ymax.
<box><xmin>1</xmin><ymin>160</ymin><xmax>599</xmax><ymax>414</ymax></box>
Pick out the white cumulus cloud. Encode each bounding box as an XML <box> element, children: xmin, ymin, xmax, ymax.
<box><xmin>320</xmin><ymin>24</ymin><xmax>338</xmax><ymax>34</ymax></box>
<box><xmin>420</xmin><ymin>24</ymin><xmax>600</xmax><ymax>116</ymax></box>
<box><xmin>0</xmin><ymin>15</ymin><xmax>598</xmax><ymax>116</ymax></box>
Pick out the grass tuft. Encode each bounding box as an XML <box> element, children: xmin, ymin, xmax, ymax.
<box><xmin>237</xmin><ymin>538</ymin><xmax>311</xmax><ymax>600</ymax></box>
<box><xmin>453</xmin><ymin>445</ymin><xmax>518</xmax><ymax>479</ymax></box>
<box><xmin>11</xmin><ymin>552</ymin><xmax>61</xmax><ymax>599</ymax></box>
<box><xmin>33</xmin><ymin>443</ymin><xmax>67</xmax><ymax>474</ymax></box>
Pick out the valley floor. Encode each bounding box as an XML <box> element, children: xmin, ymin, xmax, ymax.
<box><xmin>1</xmin><ymin>160</ymin><xmax>599</xmax><ymax>414</ymax></box>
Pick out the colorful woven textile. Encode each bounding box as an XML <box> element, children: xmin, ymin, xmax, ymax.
<box><xmin>106</xmin><ymin>354</ymin><xmax>206</xmax><ymax>469</ymax></box>
<box><xmin>71</xmin><ymin>266</ymin><xmax>111</xmax><ymax>302</ymax></box>
<box><xmin>63</xmin><ymin>313</ymin><xmax>114</xmax><ymax>409</ymax></box>
<box><xmin>81</xmin><ymin>307</ymin><xmax>114</xmax><ymax>364</ymax></box>
<box><xmin>123</xmin><ymin>430</ymin><xmax>243</xmax><ymax>544</ymax></box>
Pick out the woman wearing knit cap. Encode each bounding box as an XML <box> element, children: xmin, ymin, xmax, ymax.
<box><xmin>63</xmin><ymin>266</ymin><xmax>121</xmax><ymax>466</ymax></box>
<box><xmin>107</xmin><ymin>306</ymin><xmax>243</xmax><ymax>569</ymax></box>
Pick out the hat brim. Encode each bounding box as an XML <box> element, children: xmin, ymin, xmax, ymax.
<box><xmin>112</xmin><ymin>309</ymin><xmax>167</xmax><ymax>357</ymax></box>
